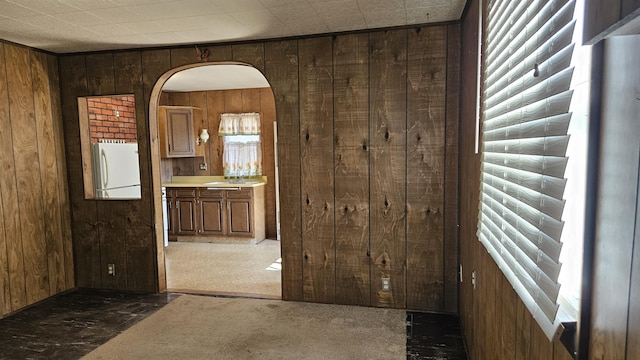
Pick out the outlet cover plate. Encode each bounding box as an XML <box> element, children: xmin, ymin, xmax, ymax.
<box><xmin>382</xmin><ymin>277</ymin><xmax>391</xmax><ymax>292</ymax></box>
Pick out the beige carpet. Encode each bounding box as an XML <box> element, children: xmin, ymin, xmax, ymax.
<box><xmin>166</xmin><ymin>240</ymin><xmax>281</xmax><ymax>298</ymax></box>
<box><xmin>82</xmin><ymin>295</ymin><xmax>406</xmax><ymax>360</ymax></box>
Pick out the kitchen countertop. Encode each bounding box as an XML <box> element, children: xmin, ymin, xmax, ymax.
<box><xmin>162</xmin><ymin>176</ymin><xmax>267</xmax><ymax>188</ymax></box>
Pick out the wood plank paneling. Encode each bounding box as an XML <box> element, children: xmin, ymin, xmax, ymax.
<box><xmin>333</xmin><ymin>33</ymin><xmax>370</xmax><ymax>306</ymax></box>
<box><xmin>6</xmin><ymin>44</ymin><xmax>49</xmax><ymax>304</ymax></box>
<box><xmin>170</xmin><ymin>47</ymin><xmax>197</xmax><ymax>69</ymax></box>
<box><xmin>265</xmin><ymin>40</ymin><xmax>303</xmax><ymax>301</ymax></box>
<box><xmin>209</xmin><ymin>45</ymin><xmax>232</xmax><ymax>62</ymax></box>
<box><xmin>369</xmin><ymin>30</ymin><xmax>407</xmax><ymax>308</ymax></box>
<box><xmin>206</xmin><ymin>90</ymin><xmax>225</xmax><ymax>175</ymax></box>
<box><xmin>115</xmin><ymin>51</ymin><xmax>156</xmax><ymax>291</ymax></box>
<box><xmin>60</xmin><ymin>54</ymin><xmax>101</xmax><ymax>288</ymax></box>
<box><xmin>260</xmin><ymin>88</ymin><xmax>277</xmax><ymax>239</ymax></box>
<box><xmin>47</xmin><ymin>53</ymin><xmax>74</xmax><ymax>291</ymax></box>
<box><xmin>53</xmin><ymin>27</ymin><xmax>457</xmax><ymax>313</ymax></box>
<box><xmin>444</xmin><ymin>23</ymin><xmax>460</xmax><ymax>314</ymax></box>
<box><xmin>31</xmin><ymin>51</ymin><xmax>66</xmax><ymax>294</ymax></box>
<box><xmin>299</xmin><ymin>37</ymin><xmax>335</xmax><ymax>303</ymax></box>
<box><xmin>86</xmin><ymin>53</ymin><xmax>128</xmax><ymax>290</ymax></box>
<box><xmin>459</xmin><ymin>1</ymin><xmax>480</xmax><ymax>356</ymax></box>
<box><xmin>530</xmin><ymin>320</ymin><xmax>553</xmax><ymax>360</ymax></box>
<box><xmin>501</xmin><ymin>280</ymin><xmax>517</xmax><ymax>359</ymax></box>
<box><xmin>188</xmin><ymin>91</ymin><xmax>209</xmax><ymax>177</ymax></box>
<box><xmin>515</xmin><ymin>300</ymin><xmax>532</xmax><ymax>360</ymax></box>
<box><xmin>0</xmin><ymin>43</ymin><xmax>72</xmax><ymax>317</ymax></box>
<box><xmin>232</xmin><ymin>43</ymin><xmax>265</xmax><ymax>72</ymax></box>
<box><xmin>406</xmin><ymin>26</ymin><xmax>447</xmax><ymax>311</ymax></box>
<box><xmin>0</xmin><ymin>43</ymin><xmax>27</xmax><ymax>312</ymax></box>
<box><xmin>0</xmin><ymin>188</ymin><xmax>8</xmax><ymax>316</ymax></box>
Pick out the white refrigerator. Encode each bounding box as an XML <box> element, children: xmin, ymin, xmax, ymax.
<box><xmin>92</xmin><ymin>142</ymin><xmax>142</xmax><ymax>199</ymax></box>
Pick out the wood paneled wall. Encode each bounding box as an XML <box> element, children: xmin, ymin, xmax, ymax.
<box><xmin>458</xmin><ymin>1</ymin><xmax>574</xmax><ymax>359</ymax></box>
<box><xmin>0</xmin><ymin>41</ymin><xmax>74</xmax><ymax>318</ymax></box>
<box><xmin>584</xmin><ymin>0</ymin><xmax>640</xmax><ymax>44</ymax></box>
<box><xmin>460</xmin><ymin>1</ymin><xmax>640</xmax><ymax>359</ymax></box>
<box><xmin>159</xmin><ymin>88</ymin><xmax>278</xmax><ymax>239</ymax></box>
<box><xmin>58</xmin><ymin>26</ymin><xmax>460</xmax><ymax>311</ymax></box>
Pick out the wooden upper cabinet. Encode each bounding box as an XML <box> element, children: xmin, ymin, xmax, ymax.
<box><xmin>158</xmin><ymin>106</ymin><xmax>202</xmax><ymax>158</ymax></box>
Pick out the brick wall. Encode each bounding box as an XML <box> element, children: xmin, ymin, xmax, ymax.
<box><xmin>88</xmin><ymin>95</ymin><xmax>137</xmax><ymax>143</ymax></box>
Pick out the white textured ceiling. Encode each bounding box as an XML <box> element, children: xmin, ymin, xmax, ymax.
<box><xmin>163</xmin><ymin>64</ymin><xmax>270</xmax><ymax>91</ymax></box>
<box><xmin>0</xmin><ymin>0</ymin><xmax>467</xmax><ymax>54</ymax></box>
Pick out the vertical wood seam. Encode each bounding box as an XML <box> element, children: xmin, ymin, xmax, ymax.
<box><xmin>332</xmin><ymin>36</ymin><xmax>337</xmax><ymax>300</ymax></box>
<box><xmin>404</xmin><ymin>28</ymin><xmax>409</xmax><ymax>308</ymax></box>
<box><xmin>367</xmin><ymin>32</ymin><xmax>372</xmax><ymax>306</ymax></box>
<box><xmin>444</xmin><ymin>26</ymin><xmax>449</xmax><ymax>311</ymax></box>
<box><xmin>296</xmin><ymin>39</ymin><xmax>304</xmax><ymax>298</ymax></box>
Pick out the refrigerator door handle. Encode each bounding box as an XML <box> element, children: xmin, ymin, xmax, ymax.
<box><xmin>101</xmin><ymin>149</ymin><xmax>109</xmax><ymax>188</ymax></box>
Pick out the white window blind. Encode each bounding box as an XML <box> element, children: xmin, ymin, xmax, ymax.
<box><xmin>478</xmin><ymin>0</ymin><xmax>577</xmax><ymax>340</ymax></box>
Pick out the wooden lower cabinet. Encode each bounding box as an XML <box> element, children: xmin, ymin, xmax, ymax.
<box><xmin>226</xmin><ymin>189</ymin><xmax>252</xmax><ymax>235</ymax></box>
<box><xmin>197</xmin><ymin>189</ymin><xmax>224</xmax><ymax>235</ymax></box>
<box><xmin>173</xmin><ymin>188</ymin><xmax>197</xmax><ymax>236</ymax></box>
<box><xmin>167</xmin><ymin>187</ymin><xmax>258</xmax><ymax>239</ymax></box>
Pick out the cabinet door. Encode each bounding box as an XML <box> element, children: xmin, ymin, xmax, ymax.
<box><xmin>159</xmin><ymin>107</ymin><xmax>196</xmax><ymax>158</ymax></box>
<box><xmin>167</xmin><ymin>109</ymin><xmax>195</xmax><ymax>157</ymax></box>
<box><xmin>198</xmin><ymin>198</ymin><xmax>224</xmax><ymax>235</ymax></box>
<box><xmin>227</xmin><ymin>199</ymin><xmax>252</xmax><ymax>235</ymax></box>
<box><xmin>175</xmin><ymin>197</ymin><xmax>197</xmax><ymax>235</ymax></box>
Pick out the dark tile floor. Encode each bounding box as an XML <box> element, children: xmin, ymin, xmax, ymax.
<box><xmin>406</xmin><ymin>311</ymin><xmax>468</xmax><ymax>359</ymax></box>
<box><xmin>0</xmin><ymin>290</ymin><xmax>467</xmax><ymax>360</ymax></box>
<box><xmin>0</xmin><ymin>289</ymin><xmax>178</xmax><ymax>360</ymax></box>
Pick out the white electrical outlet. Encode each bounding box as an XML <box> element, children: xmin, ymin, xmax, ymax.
<box><xmin>108</xmin><ymin>263</ymin><xmax>115</xmax><ymax>276</ymax></box>
<box><xmin>381</xmin><ymin>277</ymin><xmax>391</xmax><ymax>292</ymax></box>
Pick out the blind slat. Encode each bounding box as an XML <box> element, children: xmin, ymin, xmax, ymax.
<box><xmin>483</xmin><ymin>172</ymin><xmax>566</xmax><ymax>220</ymax></box>
<box><xmin>486</xmin><ymin>67</ymin><xmax>574</xmax><ymax>120</ymax></box>
<box><xmin>483</xmin><ymin>162</ymin><xmax>568</xmax><ymax>199</ymax></box>
<box><xmin>483</xmin><ymin>114</ymin><xmax>572</xmax><ymax>141</ymax></box>
<box><xmin>483</xmin><ymin>90</ymin><xmax>574</xmax><ymax>133</ymax></box>
<box><xmin>485</xmin><ymin>0</ymin><xmax>574</xmax><ymax>71</ymax></box>
<box><xmin>481</xmin><ymin>184</ymin><xmax>565</xmax><ymax>240</ymax></box>
<box><xmin>485</xmin><ymin>44</ymin><xmax>574</xmax><ymax>110</ymax></box>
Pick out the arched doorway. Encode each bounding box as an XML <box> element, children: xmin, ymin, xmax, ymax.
<box><xmin>147</xmin><ymin>62</ymin><xmax>280</xmax><ymax>297</ymax></box>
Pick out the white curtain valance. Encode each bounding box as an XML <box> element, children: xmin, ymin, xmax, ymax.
<box><xmin>218</xmin><ymin>112</ymin><xmax>261</xmax><ymax>135</ymax></box>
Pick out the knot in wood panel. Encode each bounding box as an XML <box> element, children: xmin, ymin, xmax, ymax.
<box><xmin>362</xmin><ymin>142</ymin><xmax>367</xmax><ymax>151</ymax></box>
<box><xmin>384</xmin><ymin>131</ymin><xmax>390</xmax><ymax>140</ymax></box>
<box><xmin>305</xmin><ymin>197</ymin><xmax>310</xmax><ymax>205</ymax></box>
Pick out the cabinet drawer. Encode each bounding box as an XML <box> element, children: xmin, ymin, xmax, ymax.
<box><xmin>173</xmin><ymin>188</ymin><xmax>196</xmax><ymax>197</ymax></box>
<box><xmin>225</xmin><ymin>189</ymin><xmax>252</xmax><ymax>199</ymax></box>
<box><xmin>198</xmin><ymin>188</ymin><xmax>224</xmax><ymax>198</ymax></box>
